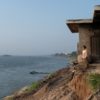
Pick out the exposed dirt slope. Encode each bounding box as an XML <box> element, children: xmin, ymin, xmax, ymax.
<box><xmin>4</xmin><ymin>64</ymin><xmax>100</xmax><ymax>100</ymax></box>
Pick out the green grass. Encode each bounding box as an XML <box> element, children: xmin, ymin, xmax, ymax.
<box><xmin>17</xmin><ymin>82</ymin><xmax>39</xmax><ymax>97</ymax></box>
<box><xmin>88</xmin><ymin>73</ymin><xmax>100</xmax><ymax>91</ymax></box>
<box><xmin>26</xmin><ymin>82</ymin><xmax>39</xmax><ymax>93</ymax></box>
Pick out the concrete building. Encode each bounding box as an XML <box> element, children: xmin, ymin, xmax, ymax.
<box><xmin>66</xmin><ymin>5</ymin><xmax>100</xmax><ymax>63</ymax></box>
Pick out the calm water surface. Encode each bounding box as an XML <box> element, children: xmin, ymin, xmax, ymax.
<box><xmin>0</xmin><ymin>56</ymin><xmax>67</xmax><ymax>99</ymax></box>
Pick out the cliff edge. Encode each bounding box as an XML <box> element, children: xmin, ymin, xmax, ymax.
<box><xmin>4</xmin><ymin>64</ymin><xmax>100</xmax><ymax>100</ymax></box>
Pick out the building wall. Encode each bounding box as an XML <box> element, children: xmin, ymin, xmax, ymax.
<box><xmin>78</xmin><ymin>24</ymin><xmax>93</xmax><ymax>57</ymax></box>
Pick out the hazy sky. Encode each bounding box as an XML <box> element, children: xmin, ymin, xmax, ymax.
<box><xmin>0</xmin><ymin>0</ymin><xmax>100</xmax><ymax>56</ymax></box>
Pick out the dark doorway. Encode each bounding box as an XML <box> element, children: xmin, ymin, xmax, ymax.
<box><xmin>91</xmin><ymin>36</ymin><xmax>100</xmax><ymax>62</ymax></box>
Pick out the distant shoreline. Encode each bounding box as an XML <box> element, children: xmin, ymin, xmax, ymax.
<box><xmin>1</xmin><ymin>55</ymin><xmax>12</xmax><ymax>57</ymax></box>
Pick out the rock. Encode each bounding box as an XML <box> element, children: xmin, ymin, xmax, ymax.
<box><xmin>3</xmin><ymin>95</ymin><xmax>14</xmax><ymax>100</ymax></box>
<box><xmin>87</xmin><ymin>89</ymin><xmax>100</xmax><ymax>100</ymax></box>
<box><xmin>30</xmin><ymin>71</ymin><xmax>39</xmax><ymax>74</ymax></box>
<box><xmin>15</xmin><ymin>86</ymin><xmax>29</xmax><ymax>96</ymax></box>
<box><xmin>30</xmin><ymin>71</ymin><xmax>49</xmax><ymax>75</ymax></box>
<box><xmin>66</xmin><ymin>91</ymin><xmax>79</xmax><ymax>100</ymax></box>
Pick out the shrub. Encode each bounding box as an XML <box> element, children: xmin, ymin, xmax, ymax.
<box><xmin>88</xmin><ymin>73</ymin><xmax>100</xmax><ymax>91</ymax></box>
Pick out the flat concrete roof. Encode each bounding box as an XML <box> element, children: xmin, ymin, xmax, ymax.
<box><xmin>94</xmin><ymin>5</ymin><xmax>100</xmax><ymax>11</ymax></box>
<box><xmin>67</xmin><ymin>5</ymin><xmax>100</xmax><ymax>33</ymax></box>
<box><xmin>67</xmin><ymin>19</ymin><xmax>92</xmax><ymax>24</ymax></box>
<box><xmin>67</xmin><ymin>19</ymin><xmax>92</xmax><ymax>33</ymax></box>
<box><xmin>93</xmin><ymin>5</ymin><xmax>100</xmax><ymax>23</ymax></box>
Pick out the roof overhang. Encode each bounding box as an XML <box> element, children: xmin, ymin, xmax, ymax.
<box><xmin>66</xmin><ymin>5</ymin><xmax>100</xmax><ymax>33</ymax></box>
<box><xmin>66</xmin><ymin>19</ymin><xmax>92</xmax><ymax>33</ymax></box>
<box><xmin>93</xmin><ymin>5</ymin><xmax>100</xmax><ymax>23</ymax></box>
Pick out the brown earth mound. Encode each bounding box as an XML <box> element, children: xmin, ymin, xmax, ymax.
<box><xmin>4</xmin><ymin>64</ymin><xmax>100</xmax><ymax>100</ymax></box>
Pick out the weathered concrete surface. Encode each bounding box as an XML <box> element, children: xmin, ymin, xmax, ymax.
<box><xmin>67</xmin><ymin>6</ymin><xmax>100</xmax><ymax>63</ymax></box>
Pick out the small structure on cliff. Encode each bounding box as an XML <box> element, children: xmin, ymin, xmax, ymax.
<box><xmin>66</xmin><ymin>5</ymin><xmax>100</xmax><ymax>63</ymax></box>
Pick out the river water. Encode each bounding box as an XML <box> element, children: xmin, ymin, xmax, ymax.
<box><xmin>0</xmin><ymin>56</ymin><xmax>68</xmax><ymax>99</ymax></box>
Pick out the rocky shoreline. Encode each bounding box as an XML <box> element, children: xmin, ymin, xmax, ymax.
<box><xmin>3</xmin><ymin>64</ymin><xmax>100</xmax><ymax>100</ymax></box>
